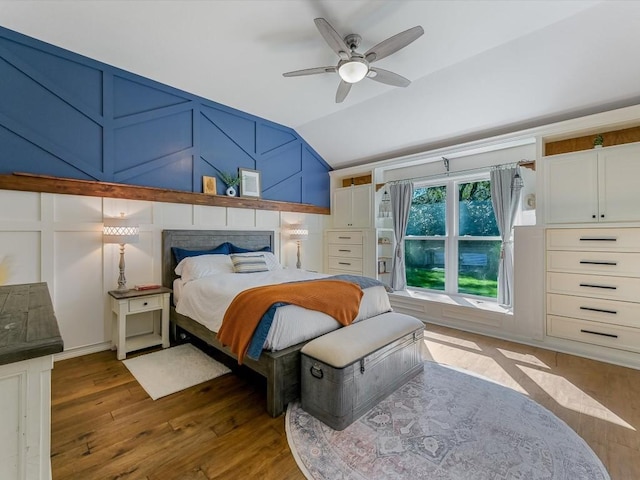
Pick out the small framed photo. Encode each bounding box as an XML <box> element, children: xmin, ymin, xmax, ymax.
<box><xmin>239</xmin><ymin>168</ymin><xmax>261</xmax><ymax>198</ymax></box>
<box><xmin>203</xmin><ymin>176</ymin><xmax>217</xmax><ymax>195</ymax></box>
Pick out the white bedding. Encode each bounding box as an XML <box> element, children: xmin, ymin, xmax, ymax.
<box><xmin>174</xmin><ymin>269</ymin><xmax>391</xmax><ymax>352</ymax></box>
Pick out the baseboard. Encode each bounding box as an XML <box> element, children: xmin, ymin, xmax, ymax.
<box><xmin>54</xmin><ymin>342</ymin><xmax>112</xmax><ymax>362</ymax></box>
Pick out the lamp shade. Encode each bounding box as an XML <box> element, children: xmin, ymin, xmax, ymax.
<box><xmin>103</xmin><ymin>217</ymin><xmax>139</xmax><ymax>244</ymax></box>
<box><xmin>289</xmin><ymin>224</ymin><xmax>309</xmax><ymax>241</ymax></box>
<box><xmin>338</xmin><ymin>59</ymin><xmax>369</xmax><ymax>83</ymax></box>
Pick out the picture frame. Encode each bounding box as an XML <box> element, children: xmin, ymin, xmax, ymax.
<box><xmin>202</xmin><ymin>175</ymin><xmax>217</xmax><ymax>195</ymax></box>
<box><xmin>239</xmin><ymin>168</ymin><xmax>261</xmax><ymax>198</ymax></box>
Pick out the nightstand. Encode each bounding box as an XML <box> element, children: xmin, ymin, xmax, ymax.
<box><xmin>108</xmin><ymin>287</ymin><xmax>171</xmax><ymax>360</ymax></box>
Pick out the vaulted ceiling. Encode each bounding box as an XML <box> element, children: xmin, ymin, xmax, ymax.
<box><xmin>2</xmin><ymin>1</ymin><xmax>639</xmax><ymax>169</ymax></box>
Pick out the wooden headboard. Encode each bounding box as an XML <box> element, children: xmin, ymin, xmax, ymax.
<box><xmin>161</xmin><ymin>229</ymin><xmax>275</xmax><ymax>289</ymax></box>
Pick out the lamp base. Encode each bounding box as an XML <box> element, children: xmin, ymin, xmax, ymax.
<box><xmin>296</xmin><ymin>241</ymin><xmax>302</xmax><ymax>269</ymax></box>
<box><xmin>116</xmin><ymin>244</ymin><xmax>129</xmax><ymax>291</ymax></box>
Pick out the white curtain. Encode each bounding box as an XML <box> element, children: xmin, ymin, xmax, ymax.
<box><xmin>490</xmin><ymin>166</ymin><xmax>523</xmax><ymax>306</ymax></box>
<box><xmin>390</xmin><ymin>181</ymin><xmax>414</xmax><ymax>291</ymax></box>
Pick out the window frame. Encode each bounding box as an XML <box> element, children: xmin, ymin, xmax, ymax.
<box><xmin>406</xmin><ymin>172</ymin><xmax>501</xmax><ymax>299</ymax></box>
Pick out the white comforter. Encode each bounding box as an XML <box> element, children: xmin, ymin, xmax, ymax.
<box><xmin>174</xmin><ymin>269</ymin><xmax>391</xmax><ymax>351</ymax></box>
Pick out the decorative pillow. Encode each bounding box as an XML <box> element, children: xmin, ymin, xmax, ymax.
<box><xmin>230</xmin><ymin>254</ymin><xmax>269</xmax><ymax>273</ymax></box>
<box><xmin>229</xmin><ymin>243</ymin><xmax>271</xmax><ymax>254</ymax></box>
<box><xmin>172</xmin><ymin>242</ymin><xmax>231</xmax><ymax>264</ymax></box>
<box><xmin>233</xmin><ymin>252</ymin><xmax>281</xmax><ymax>271</ymax></box>
<box><xmin>176</xmin><ymin>254</ymin><xmax>234</xmax><ymax>282</ymax></box>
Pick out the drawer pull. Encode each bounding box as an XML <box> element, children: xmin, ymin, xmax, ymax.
<box><xmin>579</xmin><ymin>236</ymin><xmax>617</xmax><ymax>242</ymax></box>
<box><xmin>579</xmin><ymin>283</ymin><xmax>617</xmax><ymax>290</ymax></box>
<box><xmin>580</xmin><ymin>306</ymin><xmax>617</xmax><ymax>315</ymax></box>
<box><xmin>143</xmin><ymin>302</ymin><xmax>148</xmax><ymax>306</ymax></box>
<box><xmin>338</xmin><ymin>236</ymin><xmax>352</xmax><ymax>240</ymax></box>
<box><xmin>579</xmin><ymin>260</ymin><xmax>617</xmax><ymax>266</ymax></box>
<box><xmin>580</xmin><ymin>329</ymin><xmax>618</xmax><ymax>339</ymax></box>
<box><xmin>338</xmin><ymin>249</ymin><xmax>351</xmax><ymax>252</ymax></box>
<box><xmin>338</xmin><ymin>262</ymin><xmax>352</xmax><ymax>266</ymax></box>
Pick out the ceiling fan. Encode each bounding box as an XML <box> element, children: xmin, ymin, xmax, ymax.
<box><xmin>283</xmin><ymin>18</ymin><xmax>424</xmax><ymax>103</ymax></box>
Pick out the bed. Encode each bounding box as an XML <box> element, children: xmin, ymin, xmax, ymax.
<box><xmin>161</xmin><ymin>229</ymin><xmax>391</xmax><ymax>417</ymax></box>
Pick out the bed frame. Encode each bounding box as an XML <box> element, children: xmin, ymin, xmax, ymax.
<box><xmin>161</xmin><ymin>229</ymin><xmax>304</xmax><ymax>417</ymax></box>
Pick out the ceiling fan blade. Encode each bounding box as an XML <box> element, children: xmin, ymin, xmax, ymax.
<box><xmin>364</xmin><ymin>25</ymin><xmax>424</xmax><ymax>63</ymax></box>
<box><xmin>368</xmin><ymin>68</ymin><xmax>411</xmax><ymax>87</ymax></box>
<box><xmin>283</xmin><ymin>66</ymin><xmax>337</xmax><ymax>77</ymax></box>
<box><xmin>335</xmin><ymin>80</ymin><xmax>352</xmax><ymax>103</ymax></box>
<box><xmin>314</xmin><ymin>18</ymin><xmax>351</xmax><ymax>60</ymax></box>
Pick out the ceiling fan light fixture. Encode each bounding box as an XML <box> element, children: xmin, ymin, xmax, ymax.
<box><xmin>338</xmin><ymin>59</ymin><xmax>369</xmax><ymax>83</ymax></box>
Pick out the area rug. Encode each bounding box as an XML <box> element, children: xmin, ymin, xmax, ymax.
<box><xmin>286</xmin><ymin>361</ymin><xmax>610</xmax><ymax>480</ymax></box>
<box><xmin>123</xmin><ymin>343</ymin><xmax>230</xmax><ymax>400</ymax></box>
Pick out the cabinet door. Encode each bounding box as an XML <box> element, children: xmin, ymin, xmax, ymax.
<box><xmin>598</xmin><ymin>144</ymin><xmax>640</xmax><ymax>222</ymax></box>
<box><xmin>545</xmin><ymin>151</ymin><xmax>598</xmax><ymax>224</ymax></box>
<box><xmin>332</xmin><ymin>187</ymin><xmax>353</xmax><ymax>227</ymax></box>
<box><xmin>350</xmin><ymin>185</ymin><xmax>372</xmax><ymax>228</ymax></box>
<box><xmin>332</xmin><ymin>185</ymin><xmax>371</xmax><ymax>228</ymax></box>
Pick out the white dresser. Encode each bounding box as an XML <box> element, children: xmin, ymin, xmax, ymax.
<box><xmin>326</xmin><ymin>230</ymin><xmax>365</xmax><ymax>275</ymax></box>
<box><xmin>546</xmin><ymin>228</ymin><xmax>640</xmax><ymax>353</ymax></box>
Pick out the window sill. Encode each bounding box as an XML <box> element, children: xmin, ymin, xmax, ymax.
<box><xmin>389</xmin><ymin>289</ymin><xmax>512</xmax><ymax>316</ymax></box>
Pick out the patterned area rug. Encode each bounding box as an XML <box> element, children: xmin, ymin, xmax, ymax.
<box><xmin>286</xmin><ymin>361</ymin><xmax>610</xmax><ymax>480</ymax></box>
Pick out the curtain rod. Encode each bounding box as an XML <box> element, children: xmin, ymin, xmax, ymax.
<box><xmin>381</xmin><ymin>159</ymin><xmax>534</xmax><ymax>188</ymax></box>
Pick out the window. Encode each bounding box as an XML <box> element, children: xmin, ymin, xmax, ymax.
<box><xmin>405</xmin><ymin>176</ymin><xmax>500</xmax><ymax>298</ymax></box>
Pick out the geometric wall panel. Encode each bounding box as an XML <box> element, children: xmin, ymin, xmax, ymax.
<box><xmin>113</xmin><ymin>75</ymin><xmax>189</xmax><ymax>119</ymax></box>
<box><xmin>0</xmin><ymin>26</ymin><xmax>332</xmax><ymax>207</ymax></box>
<box><xmin>0</xmin><ymin>36</ymin><xmax>103</xmax><ymax>116</ymax></box>
<box><xmin>257</xmin><ymin>123</ymin><xmax>296</xmax><ymax>155</ymax></box>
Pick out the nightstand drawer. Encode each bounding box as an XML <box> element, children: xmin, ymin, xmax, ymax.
<box><xmin>129</xmin><ymin>295</ymin><xmax>161</xmax><ymax>313</ymax></box>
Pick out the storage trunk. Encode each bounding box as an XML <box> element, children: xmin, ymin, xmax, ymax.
<box><xmin>300</xmin><ymin>312</ymin><xmax>424</xmax><ymax>430</ymax></box>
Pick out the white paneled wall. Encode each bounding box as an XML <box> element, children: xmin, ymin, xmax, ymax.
<box><xmin>0</xmin><ymin>189</ymin><xmax>328</xmax><ymax>358</ymax></box>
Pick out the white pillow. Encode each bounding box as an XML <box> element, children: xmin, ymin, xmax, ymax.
<box><xmin>175</xmin><ymin>254</ymin><xmax>234</xmax><ymax>282</ymax></box>
<box><xmin>233</xmin><ymin>251</ymin><xmax>281</xmax><ymax>271</ymax></box>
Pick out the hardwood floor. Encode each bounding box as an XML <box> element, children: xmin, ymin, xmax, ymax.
<box><xmin>51</xmin><ymin>326</ymin><xmax>640</xmax><ymax>479</ymax></box>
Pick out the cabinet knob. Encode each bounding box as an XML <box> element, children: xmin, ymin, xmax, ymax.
<box><xmin>592</xmin><ymin>215</ymin><xmax>596</xmax><ymax>218</ymax></box>
<box><xmin>600</xmin><ymin>214</ymin><xmax>605</xmax><ymax>218</ymax></box>
<box><xmin>143</xmin><ymin>302</ymin><xmax>148</xmax><ymax>306</ymax></box>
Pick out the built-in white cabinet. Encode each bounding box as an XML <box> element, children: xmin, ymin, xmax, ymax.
<box><xmin>546</xmin><ymin>227</ymin><xmax>640</xmax><ymax>354</ymax></box>
<box><xmin>332</xmin><ymin>184</ymin><xmax>372</xmax><ymax>228</ymax></box>
<box><xmin>544</xmin><ymin>143</ymin><xmax>640</xmax><ymax>224</ymax></box>
<box><xmin>325</xmin><ymin>229</ymin><xmax>375</xmax><ymax>278</ymax></box>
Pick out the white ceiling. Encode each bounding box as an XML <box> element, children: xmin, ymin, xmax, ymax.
<box><xmin>2</xmin><ymin>1</ymin><xmax>640</xmax><ymax>169</ymax></box>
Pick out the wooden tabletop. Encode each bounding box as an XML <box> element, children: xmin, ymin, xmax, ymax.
<box><xmin>108</xmin><ymin>286</ymin><xmax>172</xmax><ymax>300</ymax></box>
<box><xmin>0</xmin><ymin>282</ymin><xmax>64</xmax><ymax>365</ymax></box>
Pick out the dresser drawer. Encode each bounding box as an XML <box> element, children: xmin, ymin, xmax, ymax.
<box><xmin>547</xmin><ymin>228</ymin><xmax>640</xmax><ymax>252</ymax></box>
<box><xmin>547</xmin><ymin>315</ymin><xmax>640</xmax><ymax>353</ymax></box>
<box><xmin>328</xmin><ymin>244</ymin><xmax>363</xmax><ymax>258</ymax></box>
<box><xmin>129</xmin><ymin>295</ymin><xmax>162</xmax><ymax>313</ymax></box>
<box><xmin>547</xmin><ymin>251</ymin><xmax>640</xmax><ymax>277</ymax></box>
<box><xmin>328</xmin><ymin>256</ymin><xmax>363</xmax><ymax>273</ymax></box>
<box><xmin>327</xmin><ymin>231</ymin><xmax>363</xmax><ymax>245</ymax></box>
<box><xmin>547</xmin><ymin>272</ymin><xmax>640</xmax><ymax>302</ymax></box>
<box><xmin>547</xmin><ymin>293</ymin><xmax>640</xmax><ymax>328</ymax></box>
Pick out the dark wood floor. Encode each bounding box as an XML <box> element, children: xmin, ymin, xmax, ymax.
<box><xmin>51</xmin><ymin>326</ymin><xmax>640</xmax><ymax>479</ymax></box>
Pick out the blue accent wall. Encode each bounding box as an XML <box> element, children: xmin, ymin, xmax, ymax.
<box><xmin>0</xmin><ymin>26</ymin><xmax>331</xmax><ymax>207</ymax></box>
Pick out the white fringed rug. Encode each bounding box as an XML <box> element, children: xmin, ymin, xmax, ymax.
<box><xmin>123</xmin><ymin>343</ymin><xmax>230</xmax><ymax>400</ymax></box>
<box><xmin>286</xmin><ymin>361</ymin><xmax>610</xmax><ymax>480</ymax></box>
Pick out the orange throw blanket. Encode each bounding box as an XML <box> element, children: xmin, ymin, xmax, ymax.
<box><xmin>217</xmin><ymin>280</ymin><xmax>363</xmax><ymax>363</ymax></box>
